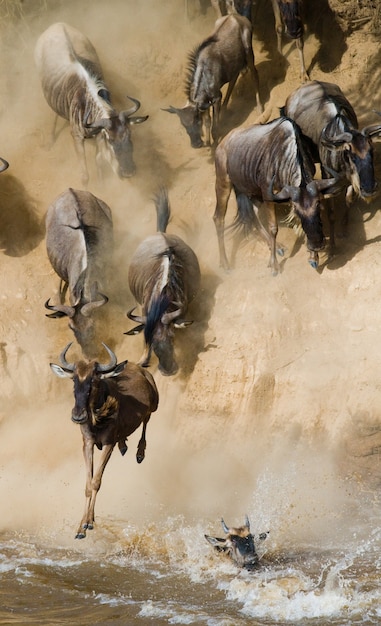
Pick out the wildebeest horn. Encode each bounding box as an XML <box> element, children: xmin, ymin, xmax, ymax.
<box><xmin>0</xmin><ymin>157</ymin><xmax>9</xmax><ymax>172</ymax></box>
<box><xmin>96</xmin><ymin>342</ymin><xmax>117</xmax><ymax>373</ymax></box>
<box><xmin>122</xmin><ymin>95</ymin><xmax>141</xmax><ymax>117</ymax></box>
<box><xmin>221</xmin><ymin>518</ymin><xmax>230</xmax><ymax>534</ymax></box>
<box><xmin>126</xmin><ymin>307</ymin><xmax>146</xmax><ymax>324</ymax></box>
<box><xmin>80</xmin><ymin>293</ymin><xmax>108</xmax><ymax>317</ymax></box>
<box><xmin>268</xmin><ymin>175</ymin><xmax>299</xmax><ymax>203</ymax></box>
<box><xmin>245</xmin><ymin>515</ymin><xmax>250</xmax><ymax>530</ymax></box>
<box><xmin>320</xmin><ymin>126</ymin><xmax>353</xmax><ymax>147</ymax></box>
<box><xmin>161</xmin><ymin>308</ymin><xmax>182</xmax><ymax>325</ymax></box>
<box><xmin>363</xmin><ymin>118</ymin><xmax>381</xmax><ymax>137</ymax></box>
<box><xmin>162</xmin><ymin>105</ymin><xmax>180</xmax><ymax>115</ymax></box>
<box><xmin>59</xmin><ymin>342</ymin><xmax>75</xmax><ymax>371</ymax></box>
<box><xmin>313</xmin><ymin>176</ymin><xmax>344</xmax><ymax>195</ymax></box>
<box><xmin>45</xmin><ymin>298</ymin><xmax>75</xmax><ymax>319</ymax></box>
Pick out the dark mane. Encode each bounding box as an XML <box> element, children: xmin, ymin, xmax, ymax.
<box><xmin>144</xmin><ymin>293</ymin><xmax>170</xmax><ymax>345</ymax></box>
<box><xmin>144</xmin><ymin>248</ymin><xmax>186</xmax><ymax>346</ymax></box>
<box><xmin>281</xmin><ymin>117</ymin><xmax>315</xmax><ymax>183</ymax></box>
<box><xmin>184</xmin><ymin>36</ymin><xmax>218</xmax><ymax>97</ymax></box>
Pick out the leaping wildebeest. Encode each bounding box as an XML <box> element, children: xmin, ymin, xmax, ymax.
<box><xmin>205</xmin><ymin>516</ymin><xmax>269</xmax><ymax>570</ymax></box>
<box><xmin>213</xmin><ymin>117</ymin><xmax>342</xmax><ymax>274</ymax></box>
<box><xmin>126</xmin><ymin>188</ymin><xmax>201</xmax><ymax>376</ymax></box>
<box><xmin>50</xmin><ymin>342</ymin><xmax>159</xmax><ymax>539</ymax></box>
<box><xmin>45</xmin><ymin>188</ymin><xmax>113</xmax><ymax>358</ymax></box>
<box><xmin>164</xmin><ymin>14</ymin><xmax>262</xmax><ymax>148</ymax></box>
<box><xmin>34</xmin><ymin>22</ymin><xmax>148</xmax><ymax>185</ymax></box>
<box><xmin>270</xmin><ymin>0</ymin><xmax>309</xmax><ymax>82</ymax></box>
<box><xmin>282</xmin><ymin>80</ymin><xmax>381</xmax><ymax>247</ymax></box>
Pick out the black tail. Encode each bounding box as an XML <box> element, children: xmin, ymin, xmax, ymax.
<box><xmin>154</xmin><ymin>187</ymin><xmax>171</xmax><ymax>233</ymax></box>
<box><xmin>230</xmin><ymin>192</ymin><xmax>256</xmax><ymax>238</ymax></box>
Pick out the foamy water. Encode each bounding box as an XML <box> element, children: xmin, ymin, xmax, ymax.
<box><xmin>2</xmin><ymin>502</ymin><xmax>381</xmax><ymax>626</ymax></box>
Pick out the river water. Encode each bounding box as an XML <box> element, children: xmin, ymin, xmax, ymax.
<box><xmin>2</xmin><ymin>466</ymin><xmax>381</xmax><ymax>625</ymax></box>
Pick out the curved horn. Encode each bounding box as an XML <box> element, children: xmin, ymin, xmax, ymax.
<box><xmin>80</xmin><ymin>293</ymin><xmax>108</xmax><ymax>317</ymax></box>
<box><xmin>97</xmin><ymin>342</ymin><xmax>117</xmax><ymax>373</ymax></box>
<box><xmin>127</xmin><ymin>307</ymin><xmax>146</xmax><ymax>324</ymax></box>
<box><xmin>0</xmin><ymin>157</ymin><xmax>9</xmax><ymax>172</ymax></box>
<box><xmin>161</xmin><ymin>308</ymin><xmax>182</xmax><ymax>325</ymax></box>
<box><xmin>123</xmin><ymin>95</ymin><xmax>141</xmax><ymax>117</ymax></box>
<box><xmin>363</xmin><ymin>123</ymin><xmax>381</xmax><ymax>138</ymax></box>
<box><xmin>45</xmin><ymin>298</ymin><xmax>75</xmax><ymax>319</ymax></box>
<box><xmin>59</xmin><ymin>342</ymin><xmax>75</xmax><ymax>371</ymax></box>
<box><xmin>321</xmin><ymin>126</ymin><xmax>353</xmax><ymax>148</ymax></box>
<box><xmin>267</xmin><ymin>175</ymin><xmax>299</xmax><ymax>203</ymax></box>
<box><xmin>221</xmin><ymin>518</ymin><xmax>230</xmax><ymax>534</ymax></box>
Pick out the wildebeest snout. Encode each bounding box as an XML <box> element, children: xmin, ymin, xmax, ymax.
<box><xmin>71</xmin><ymin>408</ymin><xmax>88</xmax><ymax>424</ymax></box>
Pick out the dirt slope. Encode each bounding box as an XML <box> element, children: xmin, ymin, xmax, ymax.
<box><xmin>0</xmin><ymin>0</ymin><xmax>381</xmax><ymax>533</ymax></box>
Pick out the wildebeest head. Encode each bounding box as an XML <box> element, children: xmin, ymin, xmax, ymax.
<box><xmin>320</xmin><ymin>121</ymin><xmax>381</xmax><ymax>200</ymax></box>
<box><xmin>45</xmin><ymin>291</ymin><xmax>108</xmax><ymax>359</ymax></box>
<box><xmin>50</xmin><ymin>342</ymin><xmax>127</xmax><ymax>425</ymax></box>
<box><xmin>86</xmin><ymin>96</ymin><xmax>148</xmax><ymax>178</ymax></box>
<box><xmin>205</xmin><ymin>517</ymin><xmax>269</xmax><ymax>570</ymax></box>
<box><xmin>163</xmin><ymin>104</ymin><xmax>204</xmax><ymax>148</ymax></box>
<box><xmin>126</xmin><ymin>302</ymin><xmax>192</xmax><ymax>376</ymax></box>
<box><xmin>278</xmin><ymin>0</ymin><xmax>303</xmax><ymax>39</ymax></box>
<box><xmin>268</xmin><ymin>176</ymin><xmax>343</xmax><ymax>255</ymax></box>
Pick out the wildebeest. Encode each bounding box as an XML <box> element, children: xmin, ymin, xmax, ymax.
<box><xmin>282</xmin><ymin>80</ymin><xmax>381</xmax><ymax>245</ymax></box>
<box><xmin>164</xmin><ymin>14</ymin><xmax>262</xmax><ymax>148</ymax></box>
<box><xmin>50</xmin><ymin>342</ymin><xmax>159</xmax><ymax>539</ymax></box>
<box><xmin>126</xmin><ymin>188</ymin><xmax>201</xmax><ymax>376</ymax></box>
<box><xmin>45</xmin><ymin>188</ymin><xmax>113</xmax><ymax>358</ymax></box>
<box><xmin>270</xmin><ymin>0</ymin><xmax>308</xmax><ymax>82</ymax></box>
<box><xmin>34</xmin><ymin>22</ymin><xmax>148</xmax><ymax>185</ymax></box>
<box><xmin>205</xmin><ymin>516</ymin><xmax>269</xmax><ymax>570</ymax></box>
<box><xmin>213</xmin><ymin>117</ymin><xmax>342</xmax><ymax>274</ymax></box>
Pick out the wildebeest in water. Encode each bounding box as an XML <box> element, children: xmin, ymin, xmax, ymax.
<box><xmin>205</xmin><ymin>516</ymin><xmax>269</xmax><ymax>569</ymax></box>
<box><xmin>34</xmin><ymin>22</ymin><xmax>148</xmax><ymax>185</ymax></box>
<box><xmin>50</xmin><ymin>342</ymin><xmax>159</xmax><ymax>539</ymax></box>
<box><xmin>126</xmin><ymin>188</ymin><xmax>201</xmax><ymax>376</ymax></box>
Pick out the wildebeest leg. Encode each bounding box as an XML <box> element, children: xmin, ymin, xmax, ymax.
<box><xmin>263</xmin><ymin>201</ymin><xmax>280</xmax><ymax>275</ymax></box>
<box><xmin>240</xmin><ymin>29</ymin><xmax>263</xmax><ymax>112</ymax></box>
<box><xmin>214</xmin><ymin>152</ymin><xmax>233</xmax><ymax>269</ymax></box>
<box><xmin>222</xmin><ymin>77</ymin><xmax>239</xmax><ymax>110</ymax></box>
<box><xmin>212</xmin><ymin>100</ymin><xmax>222</xmax><ymax>144</ymax></box>
<box><xmin>270</xmin><ymin>0</ymin><xmax>283</xmax><ymax>54</ymax></box>
<box><xmin>136</xmin><ymin>417</ymin><xmax>151</xmax><ymax>464</ymax></box>
<box><xmin>325</xmin><ymin>196</ymin><xmax>336</xmax><ymax>259</ymax></box>
<box><xmin>296</xmin><ymin>37</ymin><xmax>309</xmax><ymax>82</ymax></box>
<box><xmin>71</xmin><ymin>130</ymin><xmax>89</xmax><ymax>187</ymax></box>
<box><xmin>76</xmin><ymin>440</ymin><xmax>114</xmax><ymax>539</ymax></box>
<box><xmin>202</xmin><ymin>109</ymin><xmax>212</xmax><ymax>146</ymax></box>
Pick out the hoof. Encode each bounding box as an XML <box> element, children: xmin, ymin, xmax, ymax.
<box><xmin>136</xmin><ymin>453</ymin><xmax>145</xmax><ymax>464</ymax></box>
<box><xmin>308</xmin><ymin>259</ymin><xmax>318</xmax><ymax>270</ymax></box>
<box><xmin>75</xmin><ymin>531</ymin><xmax>86</xmax><ymax>539</ymax></box>
<box><xmin>276</xmin><ymin>246</ymin><xmax>285</xmax><ymax>257</ymax></box>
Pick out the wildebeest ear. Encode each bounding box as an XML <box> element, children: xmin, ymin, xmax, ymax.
<box><xmin>100</xmin><ymin>360</ymin><xmax>128</xmax><ymax>379</ymax></box>
<box><xmin>50</xmin><ymin>363</ymin><xmax>74</xmax><ymax>379</ymax></box>
<box><xmin>204</xmin><ymin>535</ymin><xmax>228</xmax><ymax>552</ymax></box>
